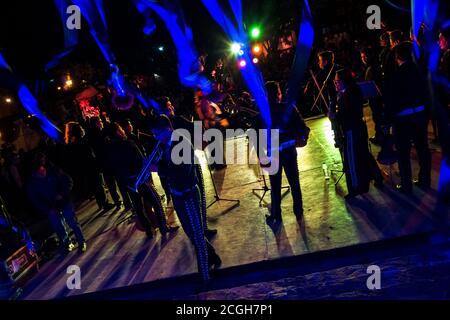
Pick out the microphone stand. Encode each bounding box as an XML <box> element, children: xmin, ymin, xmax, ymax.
<box><xmin>252</xmin><ymin>165</ymin><xmax>290</xmax><ymax>207</ymax></box>
<box><xmin>204</xmin><ymin>150</ymin><xmax>240</xmax><ymax>213</ymax></box>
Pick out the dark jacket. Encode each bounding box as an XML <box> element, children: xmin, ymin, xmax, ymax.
<box><xmin>64</xmin><ymin>138</ymin><xmax>99</xmax><ymax>176</ymax></box>
<box><xmin>364</xmin><ymin>64</ymin><xmax>383</xmax><ymax>86</ymax></box>
<box><xmin>336</xmin><ymin>84</ymin><xmax>365</xmax><ymax>133</ymax></box>
<box><xmin>258</xmin><ymin>102</ymin><xmax>308</xmax><ymax>147</ymax></box>
<box><xmin>87</xmin><ymin>128</ymin><xmax>109</xmax><ymax>170</ymax></box>
<box><xmin>158</xmin><ymin>137</ymin><xmax>198</xmax><ymax>194</ymax></box>
<box><xmin>382</xmin><ymin>48</ymin><xmax>397</xmax><ymax>80</ymax></box>
<box><xmin>106</xmin><ymin>138</ymin><xmax>144</xmax><ymax>184</ymax></box>
<box><xmin>27</xmin><ymin>166</ymin><xmax>73</xmax><ymax>214</ymax></box>
<box><xmin>379</xmin><ymin>47</ymin><xmax>390</xmax><ymax>73</ymax></box>
<box><xmin>385</xmin><ymin>60</ymin><xmax>429</xmax><ymax>120</ymax></box>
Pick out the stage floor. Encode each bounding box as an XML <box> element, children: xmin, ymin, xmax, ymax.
<box><xmin>22</xmin><ymin>110</ymin><xmax>445</xmax><ymax>299</ymax></box>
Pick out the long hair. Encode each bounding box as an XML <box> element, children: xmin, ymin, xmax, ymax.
<box><xmin>265</xmin><ymin>81</ymin><xmax>280</xmax><ymax>104</ymax></box>
<box><xmin>64</xmin><ymin>121</ymin><xmax>85</xmax><ymax>145</ymax></box>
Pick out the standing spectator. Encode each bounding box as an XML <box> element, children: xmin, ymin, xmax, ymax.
<box><xmin>87</xmin><ymin>116</ymin><xmax>124</xmax><ymax>209</ymax></box>
<box><xmin>27</xmin><ymin>153</ymin><xmax>86</xmax><ymax>253</ymax></box>
<box><xmin>64</xmin><ymin>122</ymin><xmax>114</xmax><ymax>211</ymax></box>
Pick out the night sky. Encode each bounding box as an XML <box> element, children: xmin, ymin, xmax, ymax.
<box><xmin>0</xmin><ymin>0</ymin><xmax>411</xmax><ymax>85</ymax></box>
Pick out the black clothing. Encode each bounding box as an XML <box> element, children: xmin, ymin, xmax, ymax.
<box><xmin>107</xmin><ymin>139</ymin><xmax>144</xmax><ymax>181</ymax></box>
<box><xmin>27</xmin><ymin>166</ymin><xmax>84</xmax><ymax>246</ymax></box>
<box><xmin>386</xmin><ymin>60</ymin><xmax>431</xmax><ymax>189</ymax></box>
<box><xmin>27</xmin><ymin>166</ymin><xmax>73</xmax><ymax>214</ymax></box>
<box><xmin>107</xmin><ymin>138</ymin><xmax>164</xmax><ymax>235</ymax></box>
<box><xmin>386</xmin><ymin>60</ymin><xmax>429</xmax><ymax>120</ymax></box>
<box><xmin>383</xmin><ymin>48</ymin><xmax>397</xmax><ymax>80</ymax></box>
<box><xmin>158</xmin><ymin>137</ymin><xmax>219</xmax><ymax>282</ymax></box>
<box><xmin>269</xmin><ymin>147</ymin><xmax>303</xmax><ymax>218</ymax></box>
<box><xmin>63</xmin><ymin>138</ymin><xmax>108</xmax><ymax>207</ymax></box>
<box><xmin>88</xmin><ymin>128</ymin><xmax>122</xmax><ymax>206</ymax></box>
<box><xmin>336</xmin><ymin>85</ymin><xmax>383</xmax><ymax>195</ymax></box>
<box><xmin>379</xmin><ymin>47</ymin><xmax>390</xmax><ymax>74</ymax></box>
<box><xmin>262</xmin><ymin>102</ymin><xmax>309</xmax><ymax>147</ymax></box>
<box><xmin>257</xmin><ymin>102</ymin><xmax>308</xmax><ymax>218</ymax></box>
<box><xmin>158</xmin><ymin>139</ymin><xmax>199</xmax><ymax>194</ymax></box>
<box><xmin>364</xmin><ymin>63</ymin><xmax>385</xmax><ymax>139</ymax></box>
<box><xmin>316</xmin><ymin>64</ymin><xmax>339</xmax><ymax>114</ymax></box>
<box><xmin>393</xmin><ymin>113</ymin><xmax>431</xmax><ymax>190</ymax></box>
<box><xmin>436</xmin><ymin>49</ymin><xmax>450</xmax><ymax>157</ymax></box>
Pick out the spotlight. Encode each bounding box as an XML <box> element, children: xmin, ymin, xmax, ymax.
<box><xmin>252</xmin><ymin>45</ymin><xmax>261</xmax><ymax>54</ymax></box>
<box><xmin>252</xmin><ymin>57</ymin><xmax>259</xmax><ymax>64</ymax></box>
<box><xmin>231</xmin><ymin>42</ymin><xmax>241</xmax><ymax>54</ymax></box>
<box><xmin>5</xmin><ymin>97</ymin><xmax>12</xmax><ymax>103</ymax></box>
<box><xmin>238</xmin><ymin>50</ymin><xmax>244</xmax><ymax>56</ymax></box>
<box><xmin>158</xmin><ymin>46</ymin><xmax>164</xmax><ymax>52</ymax></box>
<box><xmin>238</xmin><ymin>59</ymin><xmax>247</xmax><ymax>68</ymax></box>
<box><xmin>250</xmin><ymin>27</ymin><xmax>261</xmax><ymax>39</ymax></box>
<box><xmin>65</xmin><ymin>79</ymin><xmax>73</xmax><ymax>87</ymax></box>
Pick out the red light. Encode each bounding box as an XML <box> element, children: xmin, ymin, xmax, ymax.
<box><xmin>238</xmin><ymin>59</ymin><xmax>247</xmax><ymax>68</ymax></box>
<box><xmin>252</xmin><ymin>57</ymin><xmax>259</xmax><ymax>64</ymax></box>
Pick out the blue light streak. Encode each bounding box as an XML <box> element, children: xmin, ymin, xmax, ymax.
<box><xmin>284</xmin><ymin>0</ymin><xmax>314</xmax><ymax>124</ymax></box>
<box><xmin>18</xmin><ymin>85</ymin><xmax>62</xmax><ymax>140</ymax></box>
<box><xmin>384</xmin><ymin>0</ymin><xmax>411</xmax><ymax>12</ymax></box>
<box><xmin>135</xmin><ymin>0</ymin><xmax>212</xmax><ymax>94</ymax></box>
<box><xmin>0</xmin><ymin>53</ymin><xmax>62</xmax><ymax>140</ymax></box>
<box><xmin>200</xmin><ymin>0</ymin><xmax>271</xmax><ymax>128</ymax></box>
<box><xmin>72</xmin><ymin>0</ymin><xmax>114</xmax><ymax>64</ymax></box>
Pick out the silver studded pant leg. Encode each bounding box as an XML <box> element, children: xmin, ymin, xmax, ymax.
<box><xmin>172</xmin><ymin>185</ymin><xmax>209</xmax><ymax>282</ymax></box>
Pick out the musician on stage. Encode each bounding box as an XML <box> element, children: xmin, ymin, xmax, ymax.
<box><xmin>385</xmin><ymin>42</ymin><xmax>431</xmax><ymax>193</ymax></box>
<box><xmin>149</xmin><ymin>115</ymin><xmax>221</xmax><ymax>283</ymax></box>
<box><xmin>334</xmin><ymin>68</ymin><xmax>384</xmax><ymax>199</ymax></box>
<box><xmin>194</xmin><ymin>93</ymin><xmax>228</xmax><ymax>171</ymax></box>
<box><xmin>157</xmin><ymin>96</ymin><xmax>218</xmax><ymax>238</ymax></box>
<box><xmin>360</xmin><ymin>47</ymin><xmax>385</xmax><ymax>145</ymax></box>
<box><xmin>261</xmin><ymin>81</ymin><xmax>309</xmax><ymax>223</ymax></box>
<box><xmin>107</xmin><ymin>123</ymin><xmax>175</xmax><ymax>238</ymax></box>
<box><xmin>306</xmin><ymin>51</ymin><xmax>342</xmax><ymax>147</ymax></box>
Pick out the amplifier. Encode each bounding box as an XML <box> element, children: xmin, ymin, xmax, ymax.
<box><xmin>3</xmin><ymin>245</ymin><xmax>39</xmax><ymax>285</ymax></box>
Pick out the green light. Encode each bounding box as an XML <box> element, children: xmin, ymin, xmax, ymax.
<box><xmin>251</xmin><ymin>27</ymin><xmax>261</xmax><ymax>39</ymax></box>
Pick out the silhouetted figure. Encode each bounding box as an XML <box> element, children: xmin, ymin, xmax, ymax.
<box><xmin>385</xmin><ymin>42</ymin><xmax>431</xmax><ymax>193</ymax></box>
<box><xmin>150</xmin><ymin>115</ymin><xmax>221</xmax><ymax>283</ymax></box>
<box><xmin>334</xmin><ymin>68</ymin><xmax>384</xmax><ymax>199</ymax></box>
<box><xmin>261</xmin><ymin>81</ymin><xmax>309</xmax><ymax>222</ymax></box>
<box><xmin>27</xmin><ymin>153</ymin><xmax>86</xmax><ymax>253</ymax></box>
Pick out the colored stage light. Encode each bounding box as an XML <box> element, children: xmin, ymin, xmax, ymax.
<box><xmin>250</xmin><ymin>27</ymin><xmax>261</xmax><ymax>39</ymax></box>
<box><xmin>158</xmin><ymin>46</ymin><xmax>164</xmax><ymax>52</ymax></box>
<box><xmin>5</xmin><ymin>97</ymin><xmax>12</xmax><ymax>103</ymax></box>
<box><xmin>238</xmin><ymin>59</ymin><xmax>247</xmax><ymax>68</ymax></box>
<box><xmin>252</xmin><ymin>57</ymin><xmax>259</xmax><ymax>64</ymax></box>
<box><xmin>252</xmin><ymin>44</ymin><xmax>261</xmax><ymax>54</ymax></box>
<box><xmin>231</xmin><ymin>42</ymin><xmax>242</xmax><ymax>54</ymax></box>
